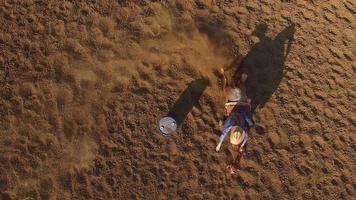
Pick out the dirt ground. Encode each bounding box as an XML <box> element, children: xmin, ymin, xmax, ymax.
<box><xmin>0</xmin><ymin>0</ymin><xmax>355</xmax><ymax>199</ymax></box>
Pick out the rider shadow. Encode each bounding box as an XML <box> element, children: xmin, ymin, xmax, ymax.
<box><xmin>167</xmin><ymin>78</ymin><xmax>210</xmax><ymax>128</ymax></box>
<box><xmin>242</xmin><ymin>23</ymin><xmax>296</xmax><ymax>114</ymax></box>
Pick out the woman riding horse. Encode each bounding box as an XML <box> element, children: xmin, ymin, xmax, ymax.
<box><xmin>215</xmin><ymin>54</ymin><xmax>254</xmax><ymax>175</ymax></box>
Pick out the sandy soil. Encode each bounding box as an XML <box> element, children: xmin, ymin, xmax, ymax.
<box><xmin>0</xmin><ymin>0</ymin><xmax>355</xmax><ymax>199</ymax></box>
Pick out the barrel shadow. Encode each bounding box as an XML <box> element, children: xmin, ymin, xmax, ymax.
<box><xmin>167</xmin><ymin>78</ymin><xmax>209</xmax><ymax>127</ymax></box>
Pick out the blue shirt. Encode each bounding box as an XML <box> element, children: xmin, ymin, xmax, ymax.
<box><xmin>219</xmin><ymin>110</ymin><xmax>250</xmax><ymax>147</ymax></box>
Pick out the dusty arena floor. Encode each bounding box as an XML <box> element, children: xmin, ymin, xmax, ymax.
<box><xmin>0</xmin><ymin>0</ymin><xmax>355</xmax><ymax>199</ymax></box>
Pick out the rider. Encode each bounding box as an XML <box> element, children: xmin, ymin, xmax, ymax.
<box><xmin>228</xmin><ymin>126</ymin><xmax>248</xmax><ymax>174</ymax></box>
<box><xmin>215</xmin><ymin>54</ymin><xmax>254</xmax><ymax>174</ymax></box>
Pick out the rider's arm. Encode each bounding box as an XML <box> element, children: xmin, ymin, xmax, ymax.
<box><xmin>216</xmin><ymin>114</ymin><xmax>237</xmax><ymax>151</ymax></box>
<box><xmin>240</xmin><ymin>131</ymin><xmax>249</xmax><ymax>148</ymax></box>
<box><xmin>216</xmin><ymin>125</ymin><xmax>233</xmax><ymax>152</ymax></box>
<box><xmin>220</xmin><ymin>114</ymin><xmax>237</xmax><ymax>142</ymax></box>
<box><xmin>219</xmin><ymin>125</ymin><xmax>233</xmax><ymax>144</ymax></box>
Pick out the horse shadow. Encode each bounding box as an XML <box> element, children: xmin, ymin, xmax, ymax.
<box><xmin>167</xmin><ymin>78</ymin><xmax>210</xmax><ymax>127</ymax></box>
<box><xmin>242</xmin><ymin>23</ymin><xmax>296</xmax><ymax>113</ymax></box>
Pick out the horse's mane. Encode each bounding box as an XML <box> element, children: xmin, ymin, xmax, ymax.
<box><xmin>227</xmin><ymin>55</ymin><xmax>245</xmax><ymax>88</ymax></box>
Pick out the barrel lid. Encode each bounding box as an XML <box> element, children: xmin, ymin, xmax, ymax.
<box><xmin>158</xmin><ymin>116</ymin><xmax>177</xmax><ymax>136</ymax></box>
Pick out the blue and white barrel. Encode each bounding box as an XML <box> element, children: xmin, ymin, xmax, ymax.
<box><xmin>158</xmin><ymin>116</ymin><xmax>177</xmax><ymax>136</ymax></box>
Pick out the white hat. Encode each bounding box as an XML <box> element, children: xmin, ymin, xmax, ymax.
<box><xmin>230</xmin><ymin>128</ymin><xmax>245</xmax><ymax>145</ymax></box>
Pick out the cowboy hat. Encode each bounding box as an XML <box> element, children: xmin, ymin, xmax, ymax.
<box><xmin>230</xmin><ymin>127</ymin><xmax>245</xmax><ymax>145</ymax></box>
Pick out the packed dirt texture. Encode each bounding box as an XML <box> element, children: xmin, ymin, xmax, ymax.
<box><xmin>0</xmin><ymin>0</ymin><xmax>355</xmax><ymax>199</ymax></box>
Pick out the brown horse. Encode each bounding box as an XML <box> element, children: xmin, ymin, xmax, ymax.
<box><xmin>219</xmin><ymin>54</ymin><xmax>252</xmax><ymax>120</ymax></box>
<box><xmin>216</xmin><ymin>55</ymin><xmax>253</xmax><ymax>175</ymax></box>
